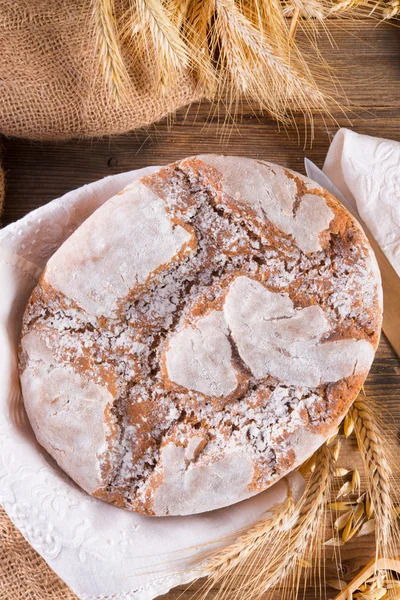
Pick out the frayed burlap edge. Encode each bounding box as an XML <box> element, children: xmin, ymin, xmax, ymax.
<box><xmin>0</xmin><ymin>1</ymin><xmax>202</xmax><ymax>141</ymax></box>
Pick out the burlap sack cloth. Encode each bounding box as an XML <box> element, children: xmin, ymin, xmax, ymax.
<box><xmin>0</xmin><ymin>2</ymin><xmax>201</xmax><ymax>141</ymax></box>
<box><xmin>0</xmin><ymin>1</ymin><xmax>202</xmax><ymax>598</ymax></box>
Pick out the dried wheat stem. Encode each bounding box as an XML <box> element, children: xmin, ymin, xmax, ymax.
<box><xmin>206</xmin><ymin>485</ymin><xmax>295</xmax><ymax>579</ymax></box>
<box><xmin>349</xmin><ymin>396</ymin><xmax>395</xmax><ymax>553</ymax></box>
<box><xmin>250</xmin><ymin>443</ymin><xmax>335</xmax><ymax>593</ymax></box>
<box><xmin>171</xmin><ymin>0</ymin><xmax>190</xmax><ymax>30</ymax></box>
<box><xmin>250</xmin><ymin>0</ymin><xmax>289</xmax><ymax>40</ymax></box>
<box><xmin>213</xmin><ymin>0</ymin><xmax>254</xmax><ymax>96</ymax></box>
<box><xmin>288</xmin><ymin>7</ymin><xmax>300</xmax><ymax>44</ymax></box>
<box><xmin>283</xmin><ymin>0</ymin><xmax>326</xmax><ymax>19</ymax></box>
<box><xmin>187</xmin><ymin>0</ymin><xmax>214</xmax><ymax>39</ymax></box>
<box><xmin>93</xmin><ymin>0</ymin><xmax>127</xmax><ymax>102</ymax></box>
<box><xmin>94</xmin><ymin>0</ymin><xmax>336</xmax><ymax>130</ymax></box>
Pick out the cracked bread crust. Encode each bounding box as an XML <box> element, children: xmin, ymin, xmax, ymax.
<box><xmin>19</xmin><ymin>156</ymin><xmax>382</xmax><ymax>516</ymax></box>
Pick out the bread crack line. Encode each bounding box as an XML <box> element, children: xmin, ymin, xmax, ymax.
<box><xmin>164</xmin><ymin>276</ymin><xmax>375</xmax><ymax>394</ymax></box>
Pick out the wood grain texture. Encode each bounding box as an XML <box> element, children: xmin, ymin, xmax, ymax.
<box><xmin>1</xmin><ymin>16</ymin><xmax>400</xmax><ymax>600</ymax></box>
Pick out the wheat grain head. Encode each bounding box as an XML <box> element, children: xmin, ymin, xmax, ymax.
<box><xmin>349</xmin><ymin>395</ymin><xmax>400</xmax><ymax>558</ymax></box>
<box><xmin>92</xmin><ymin>0</ymin><xmax>129</xmax><ymax>102</ymax></box>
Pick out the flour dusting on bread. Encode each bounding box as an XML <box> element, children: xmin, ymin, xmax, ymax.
<box><xmin>45</xmin><ymin>182</ymin><xmax>195</xmax><ymax>318</ymax></box>
<box><xmin>198</xmin><ymin>155</ymin><xmax>334</xmax><ymax>253</ymax></box>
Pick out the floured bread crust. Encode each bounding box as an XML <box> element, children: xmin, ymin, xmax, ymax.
<box><xmin>19</xmin><ymin>156</ymin><xmax>382</xmax><ymax>516</ymax></box>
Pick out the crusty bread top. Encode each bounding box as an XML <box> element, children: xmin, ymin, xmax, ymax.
<box><xmin>19</xmin><ymin>156</ymin><xmax>382</xmax><ymax>516</ymax></box>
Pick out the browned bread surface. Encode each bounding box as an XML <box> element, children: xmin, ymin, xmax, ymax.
<box><xmin>19</xmin><ymin>156</ymin><xmax>382</xmax><ymax>516</ymax></box>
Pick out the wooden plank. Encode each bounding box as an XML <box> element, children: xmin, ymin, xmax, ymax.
<box><xmin>1</xmin><ymin>15</ymin><xmax>400</xmax><ymax>600</ymax></box>
<box><xmin>4</xmin><ymin>107</ymin><xmax>400</xmax><ymax>226</ymax></box>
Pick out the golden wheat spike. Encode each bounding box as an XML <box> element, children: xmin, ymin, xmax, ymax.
<box><xmin>212</xmin><ymin>0</ymin><xmax>328</xmax><ymax>121</ymax></box>
<box><xmin>170</xmin><ymin>0</ymin><xmax>190</xmax><ymax>30</ymax></box>
<box><xmin>93</xmin><ymin>0</ymin><xmax>340</xmax><ymax>132</ymax></box>
<box><xmin>184</xmin><ymin>0</ymin><xmax>217</xmax><ymax>98</ymax></box>
<box><xmin>329</xmin><ymin>0</ymin><xmax>368</xmax><ymax>13</ymax></box>
<box><xmin>349</xmin><ymin>396</ymin><xmax>400</xmax><ymax>556</ymax></box>
<box><xmin>205</xmin><ymin>486</ymin><xmax>295</xmax><ymax>579</ymax></box>
<box><xmin>90</xmin><ymin>0</ymin><xmax>392</xmax><ymax>133</ymax></box>
<box><xmin>93</xmin><ymin>0</ymin><xmax>128</xmax><ymax>102</ymax></box>
<box><xmin>134</xmin><ymin>0</ymin><xmax>190</xmax><ymax>89</ymax></box>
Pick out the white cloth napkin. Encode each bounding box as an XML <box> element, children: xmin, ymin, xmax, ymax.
<box><xmin>323</xmin><ymin>128</ymin><xmax>400</xmax><ymax>277</ymax></box>
<box><xmin>0</xmin><ymin>167</ymin><xmax>305</xmax><ymax>600</ymax></box>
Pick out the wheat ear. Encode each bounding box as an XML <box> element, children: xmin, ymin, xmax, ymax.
<box><xmin>261</xmin><ymin>443</ymin><xmax>336</xmax><ymax>596</ymax></box>
<box><xmin>134</xmin><ymin>0</ymin><xmax>189</xmax><ymax>89</ymax></box>
<box><xmin>212</xmin><ymin>0</ymin><xmax>327</xmax><ymax>121</ymax></box>
<box><xmin>170</xmin><ymin>0</ymin><xmax>190</xmax><ymax>31</ymax></box>
<box><xmin>93</xmin><ymin>0</ymin><xmax>128</xmax><ymax>102</ymax></box>
<box><xmin>185</xmin><ymin>0</ymin><xmax>217</xmax><ymax>98</ymax></box>
<box><xmin>329</xmin><ymin>0</ymin><xmax>370</xmax><ymax>13</ymax></box>
<box><xmin>349</xmin><ymin>396</ymin><xmax>399</xmax><ymax>555</ymax></box>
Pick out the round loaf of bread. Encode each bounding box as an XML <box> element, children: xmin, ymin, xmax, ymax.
<box><xmin>19</xmin><ymin>156</ymin><xmax>382</xmax><ymax>516</ymax></box>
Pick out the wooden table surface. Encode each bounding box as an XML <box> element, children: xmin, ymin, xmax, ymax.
<box><xmin>1</xmin><ymin>17</ymin><xmax>400</xmax><ymax>600</ymax></box>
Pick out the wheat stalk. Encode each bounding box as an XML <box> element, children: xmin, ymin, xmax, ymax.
<box><xmin>93</xmin><ymin>0</ymin><xmax>128</xmax><ymax>102</ymax></box>
<box><xmin>249</xmin><ymin>0</ymin><xmax>289</xmax><ymax>34</ymax></box>
<box><xmin>201</xmin><ymin>486</ymin><xmax>295</xmax><ymax>581</ymax></box>
<box><xmin>270</xmin><ymin>442</ymin><xmax>336</xmax><ymax>596</ymax></box>
<box><xmin>329</xmin><ymin>0</ymin><xmax>370</xmax><ymax>13</ymax></box>
<box><xmin>171</xmin><ymin>0</ymin><xmax>190</xmax><ymax>30</ymax></box>
<box><xmin>91</xmin><ymin>0</ymin><xmax>341</xmax><ymax>129</ymax></box>
<box><xmin>284</xmin><ymin>0</ymin><xmax>327</xmax><ymax>20</ymax></box>
<box><xmin>348</xmin><ymin>396</ymin><xmax>399</xmax><ymax>555</ymax></box>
